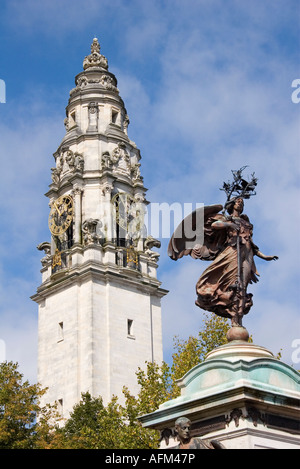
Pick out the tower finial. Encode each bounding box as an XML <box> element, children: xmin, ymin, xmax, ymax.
<box><xmin>91</xmin><ymin>37</ymin><xmax>100</xmax><ymax>54</ymax></box>
<box><xmin>83</xmin><ymin>37</ymin><xmax>108</xmax><ymax>70</ymax></box>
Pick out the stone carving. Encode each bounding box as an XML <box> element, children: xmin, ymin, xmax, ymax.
<box><xmin>226</xmin><ymin>407</ymin><xmax>266</xmax><ymax>428</ymax></box>
<box><xmin>160</xmin><ymin>428</ymin><xmax>174</xmax><ymax>446</ymax></box>
<box><xmin>69</xmin><ymin>76</ymin><xmax>87</xmax><ymax>96</ymax></box>
<box><xmin>168</xmin><ymin>167</ymin><xmax>278</xmax><ymax>341</ymax></box>
<box><xmin>111</xmin><ymin>142</ymin><xmax>131</xmax><ymax>175</ymax></box>
<box><xmin>100</xmin><ymin>75</ymin><xmax>118</xmax><ymax>92</ymax></box>
<box><xmin>65</xmin><ymin>150</ymin><xmax>76</xmax><ymax>168</ymax></box>
<box><xmin>116</xmin><ymin>248</ymin><xmax>125</xmax><ymax>267</ymax></box>
<box><xmin>64</xmin><ymin>117</ymin><xmax>70</xmax><ymax>131</ymax></box>
<box><xmin>77</xmin><ymin>75</ymin><xmax>88</xmax><ymax>88</ymax></box>
<box><xmin>101</xmin><ymin>151</ymin><xmax>112</xmax><ymax>169</ymax></box>
<box><xmin>51</xmin><ymin>167</ymin><xmax>60</xmax><ymax>185</ymax></box>
<box><xmin>37</xmin><ymin>242</ymin><xmax>52</xmax><ymax>267</ymax></box>
<box><xmin>82</xmin><ymin>219</ymin><xmax>102</xmax><ymax>245</ymax></box>
<box><xmin>71</xmin><ymin>186</ymin><xmax>83</xmax><ymax>198</ymax></box>
<box><xmin>69</xmin><ymin>39</ymin><xmax>120</xmax><ymax>96</ymax></box>
<box><xmin>51</xmin><ymin>148</ymin><xmax>84</xmax><ymax>186</ymax></box>
<box><xmin>101</xmin><ymin>147</ymin><xmax>143</xmax><ymax>182</ymax></box>
<box><xmin>88</xmin><ymin>101</ymin><xmax>98</xmax><ymax>130</ymax></box>
<box><xmin>145</xmin><ymin>235</ymin><xmax>161</xmax><ymax>260</ymax></box>
<box><xmin>174</xmin><ymin>417</ymin><xmax>225</xmax><ymax>449</ymax></box>
<box><xmin>226</xmin><ymin>408</ymin><xmax>244</xmax><ymax>427</ymax></box>
<box><xmin>101</xmin><ymin>182</ymin><xmax>114</xmax><ymax>196</ymax></box>
<box><xmin>70</xmin><ymin>73</ymin><xmax>118</xmax><ymax>96</ymax></box>
<box><xmin>123</xmin><ymin>114</ymin><xmax>130</xmax><ymax>135</ymax></box>
<box><xmin>83</xmin><ymin>37</ymin><xmax>108</xmax><ymax>70</ymax></box>
<box><xmin>131</xmin><ymin>163</ymin><xmax>143</xmax><ymax>182</ymax></box>
<box><xmin>246</xmin><ymin>407</ymin><xmax>266</xmax><ymax>427</ymax></box>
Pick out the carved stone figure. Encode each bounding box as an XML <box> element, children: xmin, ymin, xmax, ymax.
<box><xmin>123</xmin><ymin>114</ymin><xmax>130</xmax><ymax>135</ymax></box>
<box><xmin>37</xmin><ymin>242</ymin><xmax>52</xmax><ymax>267</ymax></box>
<box><xmin>51</xmin><ymin>167</ymin><xmax>61</xmax><ymax>185</ymax></box>
<box><xmin>145</xmin><ymin>235</ymin><xmax>161</xmax><ymax>260</ymax></box>
<box><xmin>64</xmin><ymin>117</ymin><xmax>70</xmax><ymax>131</ymax></box>
<box><xmin>131</xmin><ymin>163</ymin><xmax>142</xmax><ymax>181</ymax></box>
<box><xmin>65</xmin><ymin>150</ymin><xmax>75</xmax><ymax>168</ymax></box>
<box><xmin>52</xmin><ymin>148</ymin><xmax>84</xmax><ymax>186</ymax></box>
<box><xmin>101</xmin><ymin>151</ymin><xmax>112</xmax><ymax>169</ymax></box>
<box><xmin>112</xmin><ymin>142</ymin><xmax>130</xmax><ymax>174</ymax></box>
<box><xmin>174</xmin><ymin>417</ymin><xmax>225</xmax><ymax>449</ymax></box>
<box><xmin>88</xmin><ymin>101</ymin><xmax>98</xmax><ymax>129</ymax></box>
<box><xmin>168</xmin><ymin>168</ymin><xmax>278</xmax><ymax>336</ymax></box>
<box><xmin>82</xmin><ymin>219</ymin><xmax>102</xmax><ymax>245</ymax></box>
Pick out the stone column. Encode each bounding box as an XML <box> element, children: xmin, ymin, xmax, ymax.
<box><xmin>48</xmin><ymin>197</ymin><xmax>57</xmax><ymax>255</ymax></box>
<box><xmin>87</xmin><ymin>101</ymin><xmax>99</xmax><ymax>133</ymax></box>
<box><xmin>72</xmin><ymin>186</ymin><xmax>83</xmax><ymax>245</ymax></box>
<box><xmin>101</xmin><ymin>183</ymin><xmax>114</xmax><ymax>242</ymax></box>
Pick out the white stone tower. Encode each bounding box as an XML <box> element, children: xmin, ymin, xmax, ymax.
<box><xmin>32</xmin><ymin>38</ymin><xmax>167</xmax><ymax>419</ymax></box>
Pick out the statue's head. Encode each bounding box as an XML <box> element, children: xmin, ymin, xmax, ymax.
<box><xmin>174</xmin><ymin>416</ymin><xmax>191</xmax><ymax>441</ymax></box>
<box><xmin>225</xmin><ymin>197</ymin><xmax>244</xmax><ymax>215</ymax></box>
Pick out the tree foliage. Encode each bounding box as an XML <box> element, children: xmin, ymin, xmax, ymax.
<box><xmin>0</xmin><ymin>313</ymin><xmax>230</xmax><ymax>449</ymax></box>
<box><xmin>0</xmin><ymin>361</ymin><xmax>59</xmax><ymax>449</ymax></box>
<box><xmin>170</xmin><ymin>313</ymin><xmax>230</xmax><ymax>395</ymax></box>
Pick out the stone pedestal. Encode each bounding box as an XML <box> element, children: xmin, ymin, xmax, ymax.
<box><xmin>140</xmin><ymin>340</ymin><xmax>300</xmax><ymax>449</ymax></box>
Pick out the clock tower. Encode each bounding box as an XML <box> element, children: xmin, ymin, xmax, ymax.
<box><xmin>32</xmin><ymin>38</ymin><xmax>167</xmax><ymax>419</ymax></box>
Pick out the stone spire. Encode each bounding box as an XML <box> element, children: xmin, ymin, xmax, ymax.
<box><xmin>44</xmin><ymin>37</ymin><xmax>163</xmax><ymax>276</ymax></box>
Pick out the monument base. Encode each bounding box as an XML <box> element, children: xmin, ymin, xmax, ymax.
<box><xmin>139</xmin><ymin>340</ymin><xmax>300</xmax><ymax>449</ymax></box>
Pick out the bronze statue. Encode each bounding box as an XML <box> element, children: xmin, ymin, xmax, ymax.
<box><xmin>168</xmin><ymin>167</ymin><xmax>278</xmax><ymax>337</ymax></box>
<box><xmin>174</xmin><ymin>417</ymin><xmax>225</xmax><ymax>449</ymax></box>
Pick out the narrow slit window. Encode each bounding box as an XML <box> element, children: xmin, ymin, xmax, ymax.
<box><xmin>58</xmin><ymin>398</ymin><xmax>63</xmax><ymax>415</ymax></box>
<box><xmin>127</xmin><ymin>319</ymin><xmax>134</xmax><ymax>337</ymax></box>
<box><xmin>70</xmin><ymin>111</ymin><xmax>76</xmax><ymax>124</ymax></box>
<box><xmin>58</xmin><ymin>321</ymin><xmax>64</xmax><ymax>342</ymax></box>
<box><xmin>112</xmin><ymin>109</ymin><xmax>119</xmax><ymax>124</ymax></box>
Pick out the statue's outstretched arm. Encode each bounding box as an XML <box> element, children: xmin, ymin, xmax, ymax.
<box><xmin>255</xmin><ymin>250</ymin><xmax>278</xmax><ymax>261</ymax></box>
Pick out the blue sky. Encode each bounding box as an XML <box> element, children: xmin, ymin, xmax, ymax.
<box><xmin>0</xmin><ymin>0</ymin><xmax>299</xmax><ymax>383</ymax></box>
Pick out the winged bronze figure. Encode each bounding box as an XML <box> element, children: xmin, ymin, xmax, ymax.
<box><xmin>168</xmin><ymin>169</ymin><xmax>278</xmax><ymax>333</ymax></box>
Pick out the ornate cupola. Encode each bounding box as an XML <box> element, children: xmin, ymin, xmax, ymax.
<box><xmin>32</xmin><ymin>38</ymin><xmax>167</xmax><ymax>419</ymax></box>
